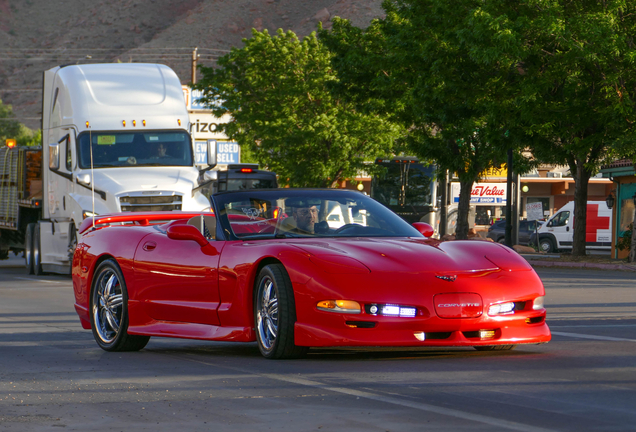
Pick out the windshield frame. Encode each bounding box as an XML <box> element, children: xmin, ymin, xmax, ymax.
<box><xmin>76</xmin><ymin>129</ymin><xmax>194</xmax><ymax>169</ymax></box>
<box><xmin>212</xmin><ymin>188</ymin><xmax>424</xmax><ymax>241</ymax></box>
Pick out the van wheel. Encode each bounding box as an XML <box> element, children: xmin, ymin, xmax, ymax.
<box><xmin>539</xmin><ymin>237</ymin><xmax>554</xmax><ymax>253</ymax></box>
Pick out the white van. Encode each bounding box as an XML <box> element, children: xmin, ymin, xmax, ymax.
<box><xmin>531</xmin><ymin>201</ymin><xmax>612</xmax><ymax>253</ymax></box>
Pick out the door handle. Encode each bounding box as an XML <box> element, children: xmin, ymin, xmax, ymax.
<box><xmin>143</xmin><ymin>241</ymin><xmax>156</xmax><ymax>251</ymax></box>
<box><xmin>566</xmin><ymin>226</ymin><xmax>569</xmax><ymax>232</ymax></box>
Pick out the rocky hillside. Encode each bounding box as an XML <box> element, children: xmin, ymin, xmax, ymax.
<box><xmin>0</xmin><ymin>0</ymin><xmax>384</xmax><ymax>129</ymax></box>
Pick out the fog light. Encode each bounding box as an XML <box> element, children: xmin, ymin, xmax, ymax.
<box><xmin>488</xmin><ymin>301</ymin><xmax>515</xmax><ymax>316</ymax></box>
<box><xmin>479</xmin><ymin>330</ymin><xmax>496</xmax><ymax>339</ymax></box>
<box><xmin>317</xmin><ymin>300</ymin><xmax>361</xmax><ymax>314</ymax></box>
<box><xmin>414</xmin><ymin>332</ymin><xmax>426</xmax><ymax>341</ymax></box>
<box><xmin>533</xmin><ymin>296</ymin><xmax>545</xmax><ymax>310</ymax></box>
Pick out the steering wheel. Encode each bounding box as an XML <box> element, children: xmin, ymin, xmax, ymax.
<box><xmin>334</xmin><ymin>223</ymin><xmax>362</xmax><ymax>234</ymax></box>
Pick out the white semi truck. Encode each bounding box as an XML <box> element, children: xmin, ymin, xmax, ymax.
<box><xmin>12</xmin><ymin>63</ymin><xmax>216</xmax><ymax>275</ymax></box>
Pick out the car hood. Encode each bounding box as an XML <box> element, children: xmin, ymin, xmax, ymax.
<box><xmin>290</xmin><ymin>237</ymin><xmax>507</xmax><ymax>274</ymax></box>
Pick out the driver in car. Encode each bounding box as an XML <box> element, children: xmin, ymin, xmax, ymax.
<box><xmin>292</xmin><ymin>205</ymin><xmax>318</xmax><ymax>234</ymax></box>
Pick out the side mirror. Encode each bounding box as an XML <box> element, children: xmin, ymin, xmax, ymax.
<box><xmin>207</xmin><ymin>139</ymin><xmax>217</xmax><ymax>168</ymax></box>
<box><xmin>167</xmin><ymin>224</ymin><xmax>208</xmax><ymax>247</ymax></box>
<box><xmin>413</xmin><ymin>222</ymin><xmax>435</xmax><ymax>237</ymax></box>
<box><xmin>49</xmin><ymin>142</ymin><xmax>60</xmax><ymax>170</ymax></box>
<box><xmin>203</xmin><ymin>170</ymin><xmax>218</xmax><ymax>181</ymax></box>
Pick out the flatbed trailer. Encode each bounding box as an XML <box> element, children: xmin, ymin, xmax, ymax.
<box><xmin>0</xmin><ymin>146</ymin><xmax>43</xmax><ymax>260</ymax></box>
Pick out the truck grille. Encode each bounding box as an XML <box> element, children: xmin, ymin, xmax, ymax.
<box><xmin>119</xmin><ymin>193</ymin><xmax>183</xmax><ymax>212</ymax></box>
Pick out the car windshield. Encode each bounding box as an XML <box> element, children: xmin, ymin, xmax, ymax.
<box><xmin>77</xmin><ymin>130</ymin><xmax>193</xmax><ymax>168</ymax></box>
<box><xmin>212</xmin><ymin>189</ymin><xmax>424</xmax><ymax>240</ymax></box>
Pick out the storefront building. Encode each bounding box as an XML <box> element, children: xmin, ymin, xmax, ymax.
<box><xmin>600</xmin><ymin>159</ymin><xmax>636</xmax><ymax>259</ymax></box>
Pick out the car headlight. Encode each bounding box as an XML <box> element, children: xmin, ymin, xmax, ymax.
<box><xmin>532</xmin><ymin>296</ymin><xmax>545</xmax><ymax>310</ymax></box>
<box><xmin>82</xmin><ymin>210</ymin><xmax>98</xmax><ymax>219</ymax></box>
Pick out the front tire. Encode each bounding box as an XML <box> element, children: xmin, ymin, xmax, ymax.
<box><xmin>539</xmin><ymin>237</ymin><xmax>555</xmax><ymax>253</ymax></box>
<box><xmin>90</xmin><ymin>259</ymin><xmax>150</xmax><ymax>352</ymax></box>
<box><xmin>254</xmin><ymin>264</ymin><xmax>307</xmax><ymax>359</ymax></box>
<box><xmin>25</xmin><ymin>223</ymin><xmax>35</xmax><ymax>274</ymax></box>
<box><xmin>33</xmin><ymin>224</ymin><xmax>43</xmax><ymax>275</ymax></box>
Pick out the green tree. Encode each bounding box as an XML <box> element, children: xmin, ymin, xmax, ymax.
<box><xmin>322</xmin><ymin>2</ymin><xmax>532</xmax><ymax>239</ymax></box>
<box><xmin>465</xmin><ymin>1</ymin><xmax>636</xmax><ymax>255</ymax></box>
<box><xmin>323</xmin><ymin>0</ymin><xmax>636</xmax><ymax>249</ymax></box>
<box><xmin>194</xmin><ymin>29</ymin><xmax>402</xmax><ymax>188</ymax></box>
<box><xmin>0</xmin><ymin>99</ymin><xmax>21</xmax><ymax>143</ymax></box>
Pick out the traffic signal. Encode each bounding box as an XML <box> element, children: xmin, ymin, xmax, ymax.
<box><xmin>5</xmin><ymin>138</ymin><xmax>16</xmax><ymax>149</ymax></box>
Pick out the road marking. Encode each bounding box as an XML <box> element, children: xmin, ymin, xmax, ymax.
<box><xmin>12</xmin><ymin>277</ymin><xmax>68</xmax><ymax>284</ymax></box>
<box><xmin>182</xmin><ymin>355</ymin><xmax>556</xmax><ymax>432</ymax></box>
<box><xmin>552</xmin><ymin>331</ymin><xmax>636</xmax><ymax>342</ymax></box>
<box><xmin>548</xmin><ymin>314</ymin><xmax>636</xmax><ymax>319</ymax></box>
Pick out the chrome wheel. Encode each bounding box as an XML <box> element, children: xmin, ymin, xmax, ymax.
<box><xmin>93</xmin><ymin>269</ymin><xmax>123</xmax><ymax>344</ymax></box>
<box><xmin>256</xmin><ymin>276</ymin><xmax>279</xmax><ymax>352</ymax></box>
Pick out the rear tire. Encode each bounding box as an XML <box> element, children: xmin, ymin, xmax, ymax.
<box><xmin>474</xmin><ymin>345</ymin><xmax>517</xmax><ymax>351</ymax></box>
<box><xmin>25</xmin><ymin>223</ymin><xmax>35</xmax><ymax>274</ymax></box>
<box><xmin>33</xmin><ymin>224</ymin><xmax>43</xmax><ymax>276</ymax></box>
<box><xmin>539</xmin><ymin>237</ymin><xmax>555</xmax><ymax>253</ymax></box>
<box><xmin>254</xmin><ymin>264</ymin><xmax>307</xmax><ymax>359</ymax></box>
<box><xmin>90</xmin><ymin>259</ymin><xmax>150</xmax><ymax>352</ymax></box>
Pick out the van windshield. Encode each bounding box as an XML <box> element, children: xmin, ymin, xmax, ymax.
<box><xmin>77</xmin><ymin>131</ymin><xmax>193</xmax><ymax>168</ymax></box>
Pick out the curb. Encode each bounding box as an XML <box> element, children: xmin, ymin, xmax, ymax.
<box><xmin>527</xmin><ymin>260</ymin><xmax>636</xmax><ymax>272</ymax></box>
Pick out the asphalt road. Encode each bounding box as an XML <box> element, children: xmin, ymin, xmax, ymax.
<box><xmin>1</xmin><ymin>254</ymin><xmax>635</xmax><ymax>432</ymax></box>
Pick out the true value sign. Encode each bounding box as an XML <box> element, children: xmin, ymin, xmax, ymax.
<box><xmin>451</xmin><ymin>182</ymin><xmax>508</xmax><ymax>205</ymax></box>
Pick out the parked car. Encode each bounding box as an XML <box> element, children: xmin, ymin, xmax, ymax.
<box><xmin>72</xmin><ymin>189</ymin><xmax>550</xmax><ymax>359</ymax></box>
<box><xmin>487</xmin><ymin>219</ymin><xmax>544</xmax><ymax>245</ymax></box>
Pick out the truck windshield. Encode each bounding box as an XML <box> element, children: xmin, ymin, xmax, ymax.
<box><xmin>372</xmin><ymin>160</ymin><xmax>434</xmax><ymax>207</ymax></box>
<box><xmin>77</xmin><ymin>131</ymin><xmax>193</xmax><ymax>168</ymax></box>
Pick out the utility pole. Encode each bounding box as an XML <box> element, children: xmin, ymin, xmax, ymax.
<box><xmin>191</xmin><ymin>47</ymin><xmax>199</xmax><ymax>84</ymax></box>
<box><xmin>505</xmin><ymin>148</ymin><xmax>513</xmax><ymax>247</ymax></box>
<box><xmin>439</xmin><ymin>170</ymin><xmax>448</xmax><ymax>237</ymax></box>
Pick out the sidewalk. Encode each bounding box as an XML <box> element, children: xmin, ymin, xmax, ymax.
<box><xmin>521</xmin><ymin>254</ymin><xmax>636</xmax><ymax>272</ymax></box>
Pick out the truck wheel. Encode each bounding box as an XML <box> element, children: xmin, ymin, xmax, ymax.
<box><xmin>25</xmin><ymin>223</ymin><xmax>36</xmax><ymax>274</ymax></box>
<box><xmin>68</xmin><ymin>223</ymin><xmax>77</xmax><ymax>262</ymax></box>
<box><xmin>539</xmin><ymin>237</ymin><xmax>555</xmax><ymax>253</ymax></box>
<box><xmin>33</xmin><ymin>224</ymin><xmax>44</xmax><ymax>276</ymax></box>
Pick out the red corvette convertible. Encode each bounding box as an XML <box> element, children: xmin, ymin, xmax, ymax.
<box><xmin>72</xmin><ymin>189</ymin><xmax>550</xmax><ymax>359</ymax></box>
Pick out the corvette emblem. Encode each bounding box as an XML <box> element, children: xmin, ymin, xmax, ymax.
<box><xmin>436</xmin><ymin>275</ymin><xmax>457</xmax><ymax>282</ymax></box>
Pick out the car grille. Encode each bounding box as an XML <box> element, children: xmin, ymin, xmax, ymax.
<box><xmin>119</xmin><ymin>193</ymin><xmax>183</xmax><ymax>212</ymax></box>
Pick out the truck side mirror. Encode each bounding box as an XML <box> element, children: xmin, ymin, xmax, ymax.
<box><xmin>49</xmin><ymin>142</ymin><xmax>60</xmax><ymax>170</ymax></box>
<box><xmin>207</xmin><ymin>139</ymin><xmax>217</xmax><ymax>168</ymax></box>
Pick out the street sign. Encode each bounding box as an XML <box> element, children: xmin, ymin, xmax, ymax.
<box><xmin>217</xmin><ymin>141</ymin><xmax>240</xmax><ymax>164</ymax></box>
<box><xmin>451</xmin><ymin>182</ymin><xmax>507</xmax><ymax>205</ymax></box>
<box><xmin>526</xmin><ymin>201</ymin><xmax>543</xmax><ymax>221</ymax></box>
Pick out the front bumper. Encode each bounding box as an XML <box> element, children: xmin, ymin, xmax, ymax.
<box><xmin>294</xmin><ymin>308</ymin><xmax>550</xmax><ymax>347</ymax></box>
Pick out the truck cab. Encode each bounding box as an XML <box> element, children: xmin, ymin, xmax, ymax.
<box><xmin>29</xmin><ymin>63</ymin><xmax>216</xmax><ymax>275</ymax></box>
